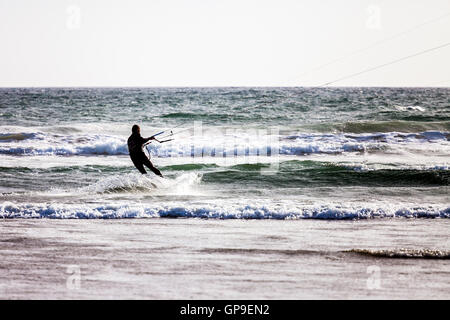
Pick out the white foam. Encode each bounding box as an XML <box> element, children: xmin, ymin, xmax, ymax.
<box><xmin>339</xmin><ymin>162</ymin><xmax>450</xmax><ymax>172</ymax></box>
<box><xmin>1</xmin><ymin>129</ymin><xmax>449</xmax><ymax>157</ymax></box>
<box><xmin>79</xmin><ymin>172</ymin><xmax>202</xmax><ymax>195</ymax></box>
<box><xmin>394</xmin><ymin>105</ymin><xmax>426</xmax><ymax>112</ymax></box>
<box><xmin>1</xmin><ymin>201</ymin><xmax>448</xmax><ymax>220</ymax></box>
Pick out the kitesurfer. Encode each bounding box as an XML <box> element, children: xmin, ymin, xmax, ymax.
<box><xmin>127</xmin><ymin>124</ymin><xmax>163</xmax><ymax>177</ymax></box>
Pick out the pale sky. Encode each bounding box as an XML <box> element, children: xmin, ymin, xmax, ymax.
<box><xmin>1</xmin><ymin>0</ymin><xmax>449</xmax><ymax>87</ymax></box>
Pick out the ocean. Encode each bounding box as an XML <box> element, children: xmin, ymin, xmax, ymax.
<box><xmin>0</xmin><ymin>87</ymin><xmax>449</xmax><ymax>299</ymax></box>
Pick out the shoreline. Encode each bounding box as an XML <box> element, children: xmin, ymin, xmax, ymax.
<box><xmin>1</xmin><ymin>218</ymin><xmax>448</xmax><ymax>299</ymax></box>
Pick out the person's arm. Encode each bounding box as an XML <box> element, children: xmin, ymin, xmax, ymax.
<box><xmin>142</xmin><ymin>136</ymin><xmax>155</xmax><ymax>144</ymax></box>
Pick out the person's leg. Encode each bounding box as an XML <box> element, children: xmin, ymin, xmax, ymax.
<box><xmin>142</xmin><ymin>156</ymin><xmax>163</xmax><ymax>177</ymax></box>
<box><xmin>130</xmin><ymin>155</ymin><xmax>147</xmax><ymax>174</ymax></box>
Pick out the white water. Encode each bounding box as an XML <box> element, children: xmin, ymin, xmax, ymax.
<box><xmin>1</xmin><ymin>125</ymin><xmax>449</xmax><ymax>158</ymax></box>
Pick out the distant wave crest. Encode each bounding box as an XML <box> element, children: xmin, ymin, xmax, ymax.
<box><xmin>347</xmin><ymin>248</ymin><xmax>450</xmax><ymax>259</ymax></box>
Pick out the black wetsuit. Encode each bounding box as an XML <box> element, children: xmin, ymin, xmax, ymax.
<box><xmin>127</xmin><ymin>132</ymin><xmax>163</xmax><ymax>177</ymax></box>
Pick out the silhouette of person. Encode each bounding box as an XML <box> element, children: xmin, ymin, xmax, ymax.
<box><xmin>127</xmin><ymin>124</ymin><xmax>163</xmax><ymax>177</ymax></box>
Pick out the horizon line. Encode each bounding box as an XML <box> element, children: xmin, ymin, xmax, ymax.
<box><xmin>0</xmin><ymin>85</ymin><xmax>449</xmax><ymax>89</ymax></box>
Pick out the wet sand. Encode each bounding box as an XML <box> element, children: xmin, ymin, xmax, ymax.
<box><xmin>0</xmin><ymin>218</ymin><xmax>449</xmax><ymax>299</ymax></box>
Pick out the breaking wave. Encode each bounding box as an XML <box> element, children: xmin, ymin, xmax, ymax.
<box><xmin>200</xmin><ymin>248</ymin><xmax>450</xmax><ymax>260</ymax></box>
<box><xmin>0</xmin><ymin>130</ymin><xmax>449</xmax><ymax>157</ymax></box>
<box><xmin>347</xmin><ymin>248</ymin><xmax>450</xmax><ymax>259</ymax></box>
<box><xmin>80</xmin><ymin>172</ymin><xmax>201</xmax><ymax>194</ymax></box>
<box><xmin>1</xmin><ymin>202</ymin><xmax>448</xmax><ymax>219</ymax></box>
